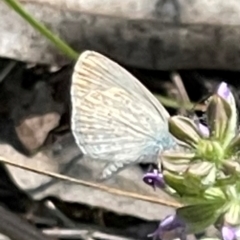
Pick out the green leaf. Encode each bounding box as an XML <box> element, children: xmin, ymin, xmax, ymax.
<box><xmin>176</xmin><ymin>202</ymin><xmax>224</xmax><ymax>234</ymax></box>
<box><xmin>235</xmin><ymin>182</ymin><xmax>240</xmax><ymax>192</ymax></box>
<box><xmin>164</xmin><ymin>171</ymin><xmax>202</xmax><ymax>197</ymax></box>
<box><xmin>183</xmin><ymin>173</ymin><xmax>207</xmax><ymax>192</ymax></box>
<box><xmin>179</xmin><ymin>197</ymin><xmax>209</xmax><ymax>205</ymax></box>
<box><xmin>215</xmin><ymin>174</ymin><xmax>238</xmax><ymax>187</ymax></box>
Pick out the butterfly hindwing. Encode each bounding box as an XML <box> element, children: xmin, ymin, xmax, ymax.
<box><xmin>71</xmin><ymin>51</ymin><xmax>175</xmax><ymax>178</ymax></box>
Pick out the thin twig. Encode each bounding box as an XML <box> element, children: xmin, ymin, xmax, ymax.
<box><xmin>170</xmin><ymin>71</ymin><xmax>190</xmax><ymax>115</ymax></box>
<box><xmin>154</xmin><ymin>94</ymin><xmax>205</xmax><ymax>111</ymax></box>
<box><xmin>0</xmin><ymin>156</ymin><xmax>182</xmax><ymax>208</ymax></box>
<box><xmin>171</xmin><ymin>72</ymin><xmax>190</xmax><ymax>103</ymax></box>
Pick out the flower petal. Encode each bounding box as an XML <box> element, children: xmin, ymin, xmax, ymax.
<box><xmin>148</xmin><ymin>215</ymin><xmax>187</xmax><ymax>240</ymax></box>
<box><xmin>143</xmin><ymin>169</ymin><xmax>165</xmax><ymax>190</ymax></box>
<box><xmin>198</xmin><ymin>123</ymin><xmax>210</xmax><ymax>138</ymax></box>
<box><xmin>221</xmin><ymin>226</ymin><xmax>236</xmax><ymax>240</ymax></box>
<box><xmin>217</xmin><ymin>82</ymin><xmax>231</xmax><ymax>100</ymax></box>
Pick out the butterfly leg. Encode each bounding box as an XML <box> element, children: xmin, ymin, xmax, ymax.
<box><xmin>99</xmin><ymin>152</ymin><xmax>160</xmax><ymax>180</ymax></box>
<box><xmin>99</xmin><ymin>161</ymin><xmax>131</xmax><ymax>180</ymax></box>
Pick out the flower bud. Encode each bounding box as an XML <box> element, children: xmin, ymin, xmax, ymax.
<box><xmin>169</xmin><ymin>116</ymin><xmax>202</xmax><ymax>148</ymax></box>
<box><xmin>207</xmin><ymin>95</ymin><xmax>229</xmax><ymax>142</ymax></box>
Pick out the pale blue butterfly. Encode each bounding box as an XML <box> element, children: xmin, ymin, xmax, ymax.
<box><xmin>70</xmin><ymin>51</ymin><xmax>176</xmax><ymax>180</ymax></box>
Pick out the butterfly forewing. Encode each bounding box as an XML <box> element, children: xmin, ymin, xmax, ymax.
<box><xmin>72</xmin><ymin>51</ymin><xmax>170</xmax><ymax>122</ymax></box>
<box><xmin>71</xmin><ymin>51</ymin><xmax>175</xmax><ymax>178</ymax></box>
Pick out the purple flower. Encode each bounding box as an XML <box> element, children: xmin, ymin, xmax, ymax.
<box><xmin>143</xmin><ymin>169</ymin><xmax>165</xmax><ymax>190</ymax></box>
<box><xmin>217</xmin><ymin>82</ymin><xmax>230</xmax><ymax>101</ymax></box>
<box><xmin>198</xmin><ymin>123</ymin><xmax>210</xmax><ymax>138</ymax></box>
<box><xmin>148</xmin><ymin>215</ymin><xmax>186</xmax><ymax>240</ymax></box>
<box><xmin>221</xmin><ymin>226</ymin><xmax>239</xmax><ymax>240</ymax></box>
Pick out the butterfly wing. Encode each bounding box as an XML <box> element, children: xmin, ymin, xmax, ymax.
<box><xmin>71</xmin><ymin>51</ymin><xmax>175</xmax><ymax>178</ymax></box>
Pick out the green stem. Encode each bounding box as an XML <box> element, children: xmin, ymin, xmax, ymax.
<box><xmin>154</xmin><ymin>94</ymin><xmax>204</xmax><ymax>111</ymax></box>
<box><xmin>3</xmin><ymin>0</ymin><xmax>79</xmax><ymax>60</ymax></box>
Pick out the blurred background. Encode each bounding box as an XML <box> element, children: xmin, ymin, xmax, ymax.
<box><xmin>0</xmin><ymin>0</ymin><xmax>239</xmax><ymax>239</ymax></box>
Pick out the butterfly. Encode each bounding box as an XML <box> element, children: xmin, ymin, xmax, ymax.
<box><xmin>70</xmin><ymin>51</ymin><xmax>177</xmax><ymax>180</ymax></box>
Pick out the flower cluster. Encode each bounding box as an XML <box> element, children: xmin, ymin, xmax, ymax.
<box><xmin>143</xmin><ymin>82</ymin><xmax>240</xmax><ymax>240</ymax></box>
